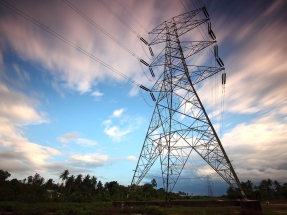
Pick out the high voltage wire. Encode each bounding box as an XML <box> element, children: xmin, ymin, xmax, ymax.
<box><xmin>97</xmin><ymin>0</ymin><xmax>154</xmax><ymax>63</ymax></box>
<box><xmin>98</xmin><ymin>0</ymin><xmax>142</xmax><ymax>39</ymax></box>
<box><xmin>115</xmin><ymin>0</ymin><xmax>149</xmax><ymax>34</ymax></box>
<box><xmin>0</xmin><ymin>0</ymin><xmax>145</xmax><ymax>88</ymax></box>
<box><xmin>114</xmin><ymin>0</ymin><xmax>153</xmax><ymax>44</ymax></box>
<box><xmin>113</xmin><ymin>0</ymin><xmax>155</xmax><ymax>61</ymax></box>
<box><xmin>180</xmin><ymin>0</ymin><xmax>226</xmax><ymax>137</ymax></box>
<box><xmin>62</xmin><ymin>0</ymin><xmax>148</xmax><ymax>63</ymax></box>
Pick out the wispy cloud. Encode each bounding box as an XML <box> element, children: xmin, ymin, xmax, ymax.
<box><xmin>57</xmin><ymin>132</ymin><xmax>97</xmax><ymax>147</ymax></box>
<box><xmin>57</xmin><ymin>132</ymin><xmax>80</xmax><ymax>143</ymax></box>
<box><xmin>198</xmin><ymin>0</ymin><xmax>287</xmax><ymax>118</ymax></box>
<box><xmin>0</xmin><ymin>0</ymin><xmax>183</xmax><ymax>95</ymax></box>
<box><xmin>91</xmin><ymin>90</ymin><xmax>103</xmax><ymax>99</ymax></box>
<box><xmin>0</xmin><ymin>118</ymin><xmax>61</xmax><ymax>176</ymax></box>
<box><xmin>0</xmin><ymin>81</ymin><xmax>48</xmax><ymax>125</ymax></box>
<box><xmin>112</xmin><ymin>108</ymin><xmax>125</xmax><ymax>117</ymax></box>
<box><xmin>76</xmin><ymin>138</ymin><xmax>98</xmax><ymax>147</ymax></box>
<box><xmin>51</xmin><ymin>81</ymin><xmax>65</xmax><ymax>98</ymax></box>
<box><xmin>103</xmin><ymin>109</ymin><xmax>144</xmax><ymax>142</ymax></box>
<box><xmin>125</xmin><ymin>155</ymin><xmax>137</xmax><ymax>161</ymax></box>
<box><xmin>205</xmin><ymin>114</ymin><xmax>287</xmax><ymax>182</ymax></box>
<box><xmin>68</xmin><ymin>153</ymin><xmax>137</xmax><ymax>168</ymax></box>
<box><xmin>104</xmin><ymin>125</ymin><xmax>131</xmax><ymax>142</ymax></box>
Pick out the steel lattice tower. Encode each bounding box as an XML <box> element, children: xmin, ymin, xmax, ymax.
<box><xmin>206</xmin><ymin>176</ymin><xmax>214</xmax><ymax>197</ymax></box>
<box><xmin>130</xmin><ymin>7</ymin><xmax>246</xmax><ymax>200</ymax></box>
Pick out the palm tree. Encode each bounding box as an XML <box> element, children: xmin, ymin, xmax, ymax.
<box><xmin>59</xmin><ymin>170</ymin><xmax>70</xmax><ymax>192</ymax></box>
<box><xmin>59</xmin><ymin>170</ymin><xmax>70</xmax><ymax>184</ymax></box>
<box><xmin>75</xmin><ymin>174</ymin><xmax>82</xmax><ymax>192</ymax></box>
<box><xmin>66</xmin><ymin>175</ymin><xmax>75</xmax><ymax>194</ymax></box>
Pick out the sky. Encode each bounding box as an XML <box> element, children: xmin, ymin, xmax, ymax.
<box><xmin>0</xmin><ymin>0</ymin><xmax>287</xmax><ymax>196</ymax></box>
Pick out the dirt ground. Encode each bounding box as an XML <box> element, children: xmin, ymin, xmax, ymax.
<box><xmin>262</xmin><ymin>204</ymin><xmax>287</xmax><ymax>215</ymax></box>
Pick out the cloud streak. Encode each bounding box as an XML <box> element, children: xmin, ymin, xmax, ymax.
<box><xmin>103</xmin><ymin>109</ymin><xmax>144</xmax><ymax>142</ymax></box>
<box><xmin>57</xmin><ymin>132</ymin><xmax>98</xmax><ymax>147</ymax></box>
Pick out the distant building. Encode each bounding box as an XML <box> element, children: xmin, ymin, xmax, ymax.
<box><xmin>47</xmin><ymin>189</ymin><xmax>61</xmax><ymax>198</ymax></box>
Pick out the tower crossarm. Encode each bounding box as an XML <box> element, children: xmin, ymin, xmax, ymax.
<box><xmin>150</xmin><ymin>41</ymin><xmax>216</xmax><ymax>67</ymax></box>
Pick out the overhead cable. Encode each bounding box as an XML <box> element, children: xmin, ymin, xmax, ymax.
<box><xmin>115</xmin><ymin>0</ymin><xmax>149</xmax><ymax>34</ymax></box>
<box><xmin>98</xmin><ymin>0</ymin><xmax>142</xmax><ymax>39</ymax></box>
<box><xmin>0</xmin><ymin>0</ymin><xmax>148</xmax><ymax>89</ymax></box>
<box><xmin>97</xmin><ymin>0</ymin><xmax>154</xmax><ymax>60</ymax></box>
<box><xmin>62</xmin><ymin>0</ymin><xmax>148</xmax><ymax>63</ymax></box>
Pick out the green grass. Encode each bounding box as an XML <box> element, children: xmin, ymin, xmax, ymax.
<box><xmin>164</xmin><ymin>206</ymin><xmax>241</xmax><ymax>215</ymax></box>
<box><xmin>0</xmin><ymin>202</ymin><xmax>116</xmax><ymax>215</ymax></box>
<box><xmin>0</xmin><ymin>201</ymin><xmax>287</xmax><ymax>215</ymax></box>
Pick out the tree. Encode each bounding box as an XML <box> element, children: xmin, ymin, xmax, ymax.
<box><xmin>32</xmin><ymin>173</ymin><xmax>45</xmax><ymax>186</ymax></box>
<box><xmin>0</xmin><ymin>170</ymin><xmax>11</xmax><ymax>182</ymax></box>
<box><xmin>97</xmin><ymin>181</ymin><xmax>103</xmax><ymax>194</ymax></box>
<box><xmin>83</xmin><ymin>174</ymin><xmax>91</xmax><ymax>188</ymax></box>
<box><xmin>59</xmin><ymin>170</ymin><xmax>70</xmax><ymax>184</ymax></box>
<box><xmin>91</xmin><ymin>176</ymin><xmax>97</xmax><ymax>192</ymax></box>
<box><xmin>241</xmin><ymin>180</ymin><xmax>254</xmax><ymax>199</ymax></box>
<box><xmin>259</xmin><ymin>178</ymin><xmax>274</xmax><ymax>199</ymax></box>
<box><xmin>74</xmin><ymin>174</ymin><xmax>83</xmax><ymax>192</ymax></box>
<box><xmin>27</xmin><ymin>176</ymin><xmax>33</xmax><ymax>185</ymax></box>
<box><xmin>151</xmin><ymin>179</ymin><xmax>157</xmax><ymax>188</ymax></box>
<box><xmin>45</xmin><ymin>179</ymin><xmax>54</xmax><ymax>189</ymax></box>
<box><xmin>59</xmin><ymin>170</ymin><xmax>70</xmax><ymax>193</ymax></box>
<box><xmin>66</xmin><ymin>175</ymin><xmax>75</xmax><ymax>194</ymax></box>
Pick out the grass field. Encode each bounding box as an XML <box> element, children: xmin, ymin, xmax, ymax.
<box><xmin>0</xmin><ymin>201</ymin><xmax>287</xmax><ymax>215</ymax></box>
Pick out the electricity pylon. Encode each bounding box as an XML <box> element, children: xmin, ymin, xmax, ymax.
<box><xmin>206</xmin><ymin>176</ymin><xmax>214</xmax><ymax>197</ymax></box>
<box><xmin>130</xmin><ymin>7</ymin><xmax>246</xmax><ymax>200</ymax></box>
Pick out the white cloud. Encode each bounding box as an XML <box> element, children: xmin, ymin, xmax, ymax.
<box><xmin>103</xmin><ymin>109</ymin><xmax>144</xmax><ymax>142</ymax></box>
<box><xmin>76</xmin><ymin>138</ymin><xmax>98</xmax><ymax>146</ymax></box>
<box><xmin>69</xmin><ymin>153</ymin><xmax>138</xmax><ymax>166</ymax></box>
<box><xmin>70</xmin><ymin>153</ymin><xmax>109</xmax><ymax>163</ymax></box>
<box><xmin>0</xmin><ymin>81</ymin><xmax>48</xmax><ymax>125</ymax></box>
<box><xmin>51</xmin><ymin>81</ymin><xmax>65</xmax><ymax>98</ymax></box>
<box><xmin>0</xmin><ymin>78</ymin><xmax>58</xmax><ymax>178</ymax></box>
<box><xmin>13</xmin><ymin>63</ymin><xmax>30</xmax><ymax>82</ymax></box>
<box><xmin>125</xmin><ymin>155</ymin><xmax>137</xmax><ymax>161</ymax></box>
<box><xmin>102</xmin><ymin>119</ymin><xmax>112</xmax><ymax>125</ymax></box>
<box><xmin>0</xmin><ymin>0</ymin><xmax>184</xmax><ymax>95</ymax></box>
<box><xmin>221</xmin><ymin>115</ymin><xmax>287</xmax><ymax>182</ymax></box>
<box><xmin>91</xmin><ymin>90</ymin><xmax>103</xmax><ymax>97</ymax></box>
<box><xmin>198</xmin><ymin>1</ymin><xmax>287</xmax><ymax>118</ymax></box>
<box><xmin>104</xmin><ymin>125</ymin><xmax>131</xmax><ymax>142</ymax></box>
<box><xmin>57</xmin><ymin>132</ymin><xmax>80</xmax><ymax>143</ymax></box>
<box><xmin>112</xmin><ymin>108</ymin><xmax>125</xmax><ymax>117</ymax></box>
<box><xmin>57</xmin><ymin>132</ymin><xmax>97</xmax><ymax>147</ymax></box>
<box><xmin>0</xmin><ymin>118</ymin><xmax>61</xmax><ymax>174</ymax></box>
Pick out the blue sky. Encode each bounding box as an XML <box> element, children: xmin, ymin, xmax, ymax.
<box><xmin>0</xmin><ymin>0</ymin><xmax>287</xmax><ymax>196</ymax></box>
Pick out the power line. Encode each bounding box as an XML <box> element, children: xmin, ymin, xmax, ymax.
<box><xmin>112</xmin><ymin>0</ymin><xmax>154</xmax><ymax>61</ymax></box>
<box><xmin>98</xmin><ymin>0</ymin><xmax>142</xmax><ymax>39</ymax></box>
<box><xmin>97</xmin><ymin>0</ymin><xmax>154</xmax><ymax>63</ymax></box>
<box><xmin>62</xmin><ymin>0</ymin><xmax>148</xmax><ymax>63</ymax></box>
<box><xmin>115</xmin><ymin>0</ymin><xmax>149</xmax><ymax>34</ymax></box>
<box><xmin>139</xmin><ymin>89</ymin><xmax>154</xmax><ymax>107</ymax></box>
<box><xmin>0</xmin><ymin>0</ymin><xmax>145</xmax><ymax>88</ymax></box>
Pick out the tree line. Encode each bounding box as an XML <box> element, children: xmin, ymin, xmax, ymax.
<box><xmin>0</xmin><ymin>169</ymin><xmax>184</xmax><ymax>203</ymax></box>
<box><xmin>227</xmin><ymin>179</ymin><xmax>287</xmax><ymax>200</ymax></box>
<box><xmin>1</xmin><ymin>169</ymin><xmax>287</xmax><ymax>203</ymax></box>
